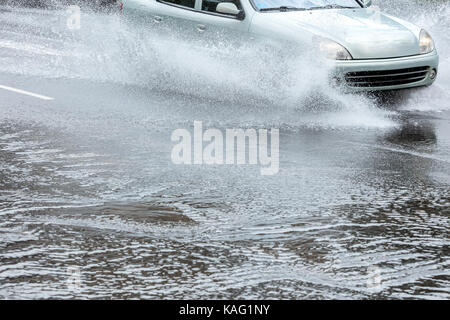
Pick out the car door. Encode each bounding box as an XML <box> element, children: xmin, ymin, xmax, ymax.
<box><xmin>122</xmin><ymin>0</ymin><xmax>253</xmax><ymax>45</ymax></box>
<box><xmin>122</xmin><ymin>0</ymin><xmax>206</xmax><ymax>41</ymax></box>
<box><xmin>192</xmin><ymin>0</ymin><xmax>253</xmax><ymax>47</ymax></box>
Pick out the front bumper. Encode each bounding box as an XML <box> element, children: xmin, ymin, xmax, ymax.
<box><xmin>333</xmin><ymin>51</ymin><xmax>439</xmax><ymax>91</ymax></box>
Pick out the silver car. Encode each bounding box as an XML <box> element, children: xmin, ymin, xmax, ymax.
<box><xmin>122</xmin><ymin>0</ymin><xmax>439</xmax><ymax>91</ymax></box>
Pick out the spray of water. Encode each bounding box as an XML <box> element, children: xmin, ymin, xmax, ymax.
<box><xmin>375</xmin><ymin>0</ymin><xmax>450</xmax><ymax>112</ymax></box>
<box><xmin>0</xmin><ymin>0</ymin><xmax>448</xmax><ymax>127</ymax></box>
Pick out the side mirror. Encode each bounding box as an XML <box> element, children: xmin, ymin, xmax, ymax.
<box><xmin>362</xmin><ymin>0</ymin><xmax>372</xmax><ymax>7</ymax></box>
<box><xmin>216</xmin><ymin>2</ymin><xmax>245</xmax><ymax>19</ymax></box>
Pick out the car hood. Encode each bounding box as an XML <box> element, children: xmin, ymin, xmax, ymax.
<box><xmin>250</xmin><ymin>9</ymin><xmax>422</xmax><ymax>59</ymax></box>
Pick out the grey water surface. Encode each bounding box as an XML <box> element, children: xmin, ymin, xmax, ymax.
<box><xmin>0</xmin><ymin>0</ymin><xmax>449</xmax><ymax>299</ymax></box>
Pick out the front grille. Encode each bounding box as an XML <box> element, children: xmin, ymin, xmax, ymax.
<box><xmin>345</xmin><ymin>66</ymin><xmax>430</xmax><ymax>88</ymax></box>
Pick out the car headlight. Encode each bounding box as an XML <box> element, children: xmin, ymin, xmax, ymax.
<box><xmin>319</xmin><ymin>38</ymin><xmax>352</xmax><ymax>60</ymax></box>
<box><xmin>419</xmin><ymin>29</ymin><xmax>435</xmax><ymax>54</ymax></box>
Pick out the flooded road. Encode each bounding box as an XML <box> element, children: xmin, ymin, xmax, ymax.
<box><xmin>0</xmin><ymin>0</ymin><xmax>449</xmax><ymax>299</ymax></box>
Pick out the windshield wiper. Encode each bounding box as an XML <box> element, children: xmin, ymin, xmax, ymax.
<box><xmin>259</xmin><ymin>4</ymin><xmax>355</xmax><ymax>12</ymax></box>
<box><xmin>307</xmin><ymin>5</ymin><xmax>356</xmax><ymax>10</ymax></box>
<box><xmin>260</xmin><ymin>6</ymin><xmax>307</xmax><ymax>12</ymax></box>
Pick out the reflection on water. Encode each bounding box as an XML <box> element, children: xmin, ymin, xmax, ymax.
<box><xmin>383</xmin><ymin>121</ymin><xmax>437</xmax><ymax>147</ymax></box>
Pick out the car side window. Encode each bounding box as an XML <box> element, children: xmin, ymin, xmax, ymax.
<box><xmin>201</xmin><ymin>0</ymin><xmax>242</xmax><ymax>14</ymax></box>
<box><xmin>162</xmin><ymin>0</ymin><xmax>196</xmax><ymax>9</ymax></box>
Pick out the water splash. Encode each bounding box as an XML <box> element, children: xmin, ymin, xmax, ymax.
<box><xmin>0</xmin><ymin>3</ymin><xmax>398</xmax><ymax>128</ymax></box>
<box><xmin>376</xmin><ymin>0</ymin><xmax>450</xmax><ymax>112</ymax></box>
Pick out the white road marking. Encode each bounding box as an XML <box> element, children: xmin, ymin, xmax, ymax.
<box><xmin>0</xmin><ymin>84</ymin><xmax>54</xmax><ymax>101</ymax></box>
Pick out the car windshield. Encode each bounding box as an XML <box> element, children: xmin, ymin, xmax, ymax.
<box><xmin>253</xmin><ymin>0</ymin><xmax>361</xmax><ymax>11</ymax></box>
